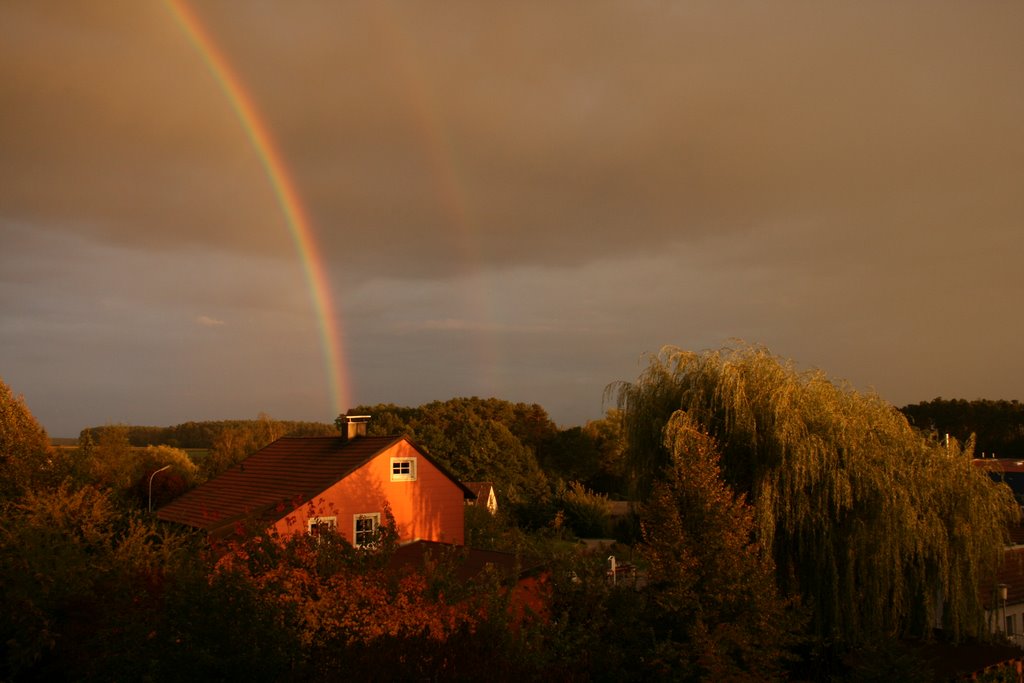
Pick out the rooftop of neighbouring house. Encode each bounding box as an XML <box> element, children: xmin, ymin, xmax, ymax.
<box><xmin>975</xmin><ymin>457</ymin><xmax>1024</xmax><ymax>505</ymax></box>
<box><xmin>463</xmin><ymin>481</ymin><xmax>495</xmax><ymax>505</ymax></box>
<box><xmin>975</xmin><ymin>458</ymin><xmax>1024</xmax><ymax>474</ymax></box>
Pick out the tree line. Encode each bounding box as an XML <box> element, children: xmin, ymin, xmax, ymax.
<box><xmin>901</xmin><ymin>398</ymin><xmax>1024</xmax><ymax>458</ymax></box>
<box><xmin>79</xmin><ymin>415</ymin><xmax>337</xmax><ymax>450</ymax></box>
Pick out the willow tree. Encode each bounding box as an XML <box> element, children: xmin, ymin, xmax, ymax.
<box><xmin>613</xmin><ymin>344</ymin><xmax>1018</xmax><ymax>644</ymax></box>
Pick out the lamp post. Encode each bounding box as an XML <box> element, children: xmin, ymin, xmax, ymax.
<box><xmin>148</xmin><ymin>465</ymin><xmax>171</xmax><ymax>513</ymax></box>
<box><xmin>998</xmin><ymin>583</ymin><xmax>1010</xmax><ymax>637</ymax></box>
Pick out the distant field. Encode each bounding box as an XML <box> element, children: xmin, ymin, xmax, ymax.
<box><xmin>185</xmin><ymin>449</ymin><xmax>209</xmax><ymax>462</ymax></box>
<box><xmin>47</xmin><ymin>439</ymin><xmax>209</xmax><ymax>464</ymax></box>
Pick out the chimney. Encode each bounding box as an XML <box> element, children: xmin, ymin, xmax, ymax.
<box><xmin>339</xmin><ymin>414</ymin><xmax>370</xmax><ymax>440</ymax></box>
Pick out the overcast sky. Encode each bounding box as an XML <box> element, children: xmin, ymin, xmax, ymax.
<box><xmin>2</xmin><ymin>1</ymin><xmax>1022</xmax><ymax>437</ymax></box>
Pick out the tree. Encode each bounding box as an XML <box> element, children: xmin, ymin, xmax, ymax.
<box><xmin>582</xmin><ymin>409</ymin><xmax>628</xmax><ymax>495</ymax></box>
<box><xmin>639</xmin><ymin>412</ymin><xmax>799</xmax><ymax>680</ymax></box>
<box><xmin>541</xmin><ymin>427</ymin><xmax>601</xmax><ymax>484</ymax></box>
<box><xmin>0</xmin><ymin>378</ymin><xmax>54</xmax><ymax>499</ymax></box>
<box><xmin>614</xmin><ymin>344</ymin><xmax>1018</xmax><ymax>645</ymax></box>
<box><xmin>131</xmin><ymin>445</ymin><xmax>200</xmax><ymax>509</ymax></box>
<box><xmin>343</xmin><ymin>399</ymin><xmax>553</xmax><ymax>522</ymax></box>
<box><xmin>901</xmin><ymin>398</ymin><xmax>1024</xmax><ymax>458</ymax></box>
<box><xmin>556</xmin><ymin>481</ymin><xmax>613</xmax><ymax>538</ymax></box>
<box><xmin>81</xmin><ymin>425</ymin><xmax>136</xmax><ymax>491</ymax></box>
<box><xmin>203</xmin><ymin>426</ymin><xmax>251</xmax><ymax>479</ymax></box>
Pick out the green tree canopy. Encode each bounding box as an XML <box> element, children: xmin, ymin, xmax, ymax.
<box><xmin>614</xmin><ymin>344</ymin><xmax>1018</xmax><ymax>644</ymax></box>
<box><xmin>79</xmin><ymin>415</ymin><xmax>336</xmax><ymax>450</ymax></box>
<box><xmin>343</xmin><ymin>398</ymin><xmax>552</xmax><ymax>516</ymax></box>
<box><xmin>0</xmin><ymin>379</ymin><xmax>54</xmax><ymax>499</ymax></box>
<box><xmin>640</xmin><ymin>411</ymin><xmax>799</xmax><ymax>679</ymax></box>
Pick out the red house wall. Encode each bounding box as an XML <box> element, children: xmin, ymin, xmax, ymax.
<box><xmin>272</xmin><ymin>439</ymin><xmax>466</xmax><ymax>545</ymax></box>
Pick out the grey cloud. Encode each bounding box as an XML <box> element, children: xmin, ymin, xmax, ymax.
<box><xmin>7</xmin><ymin>1</ymin><xmax>1020</xmax><ymax>278</ymax></box>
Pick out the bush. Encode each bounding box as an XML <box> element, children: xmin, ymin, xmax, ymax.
<box><xmin>558</xmin><ymin>481</ymin><xmax>612</xmax><ymax>538</ymax></box>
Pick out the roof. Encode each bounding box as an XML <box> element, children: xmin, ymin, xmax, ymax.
<box><xmin>973</xmin><ymin>457</ymin><xmax>1024</xmax><ymax>493</ymax></box>
<box><xmin>157</xmin><ymin>435</ymin><xmax>474</xmax><ymax>535</ymax></box>
<box><xmin>976</xmin><ymin>458</ymin><xmax>1024</xmax><ymax>474</ymax></box>
<box><xmin>463</xmin><ymin>481</ymin><xmax>494</xmax><ymax>506</ymax></box>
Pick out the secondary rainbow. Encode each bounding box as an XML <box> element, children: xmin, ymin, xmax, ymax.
<box><xmin>165</xmin><ymin>0</ymin><xmax>351</xmax><ymax>416</ymax></box>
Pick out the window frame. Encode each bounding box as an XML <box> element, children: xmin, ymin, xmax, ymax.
<box><xmin>353</xmin><ymin>512</ymin><xmax>382</xmax><ymax>547</ymax></box>
<box><xmin>307</xmin><ymin>515</ymin><xmax>338</xmax><ymax>538</ymax></box>
<box><xmin>390</xmin><ymin>457</ymin><xmax>417</xmax><ymax>482</ymax></box>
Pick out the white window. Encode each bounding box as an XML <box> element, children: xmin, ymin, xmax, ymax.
<box><xmin>390</xmin><ymin>457</ymin><xmax>417</xmax><ymax>482</ymax></box>
<box><xmin>353</xmin><ymin>513</ymin><xmax>381</xmax><ymax>547</ymax></box>
<box><xmin>308</xmin><ymin>516</ymin><xmax>337</xmax><ymax>538</ymax></box>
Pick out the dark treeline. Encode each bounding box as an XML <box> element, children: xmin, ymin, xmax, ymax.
<box><xmin>900</xmin><ymin>398</ymin><xmax>1024</xmax><ymax>458</ymax></box>
<box><xmin>79</xmin><ymin>416</ymin><xmax>337</xmax><ymax>450</ymax></box>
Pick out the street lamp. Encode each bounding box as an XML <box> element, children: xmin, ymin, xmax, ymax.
<box><xmin>148</xmin><ymin>465</ymin><xmax>171</xmax><ymax>513</ymax></box>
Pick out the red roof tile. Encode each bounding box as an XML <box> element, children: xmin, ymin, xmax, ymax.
<box><xmin>157</xmin><ymin>436</ymin><xmax>401</xmax><ymax>534</ymax></box>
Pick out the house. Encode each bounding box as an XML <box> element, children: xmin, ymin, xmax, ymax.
<box><xmin>974</xmin><ymin>458</ymin><xmax>1024</xmax><ymax>646</ymax></box>
<box><xmin>463</xmin><ymin>481</ymin><xmax>498</xmax><ymax>515</ymax></box>
<box><xmin>157</xmin><ymin>415</ymin><xmax>475</xmax><ymax>546</ymax></box>
<box><xmin>976</xmin><ymin>456</ymin><xmax>1024</xmax><ymax>507</ymax></box>
<box><xmin>986</xmin><ymin>546</ymin><xmax>1024</xmax><ymax>646</ymax></box>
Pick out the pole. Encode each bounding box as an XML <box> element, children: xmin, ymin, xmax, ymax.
<box><xmin>148</xmin><ymin>465</ymin><xmax>172</xmax><ymax>513</ymax></box>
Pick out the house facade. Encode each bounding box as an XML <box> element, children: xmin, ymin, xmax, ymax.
<box><xmin>975</xmin><ymin>458</ymin><xmax>1024</xmax><ymax>645</ymax></box>
<box><xmin>986</xmin><ymin>540</ymin><xmax>1024</xmax><ymax>646</ymax></box>
<box><xmin>158</xmin><ymin>416</ymin><xmax>474</xmax><ymax>546</ymax></box>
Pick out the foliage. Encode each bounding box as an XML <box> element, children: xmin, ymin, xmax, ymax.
<box><xmin>614</xmin><ymin>344</ymin><xmax>1019</xmax><ymax>646</ymax></box>
<box><xmin>541</xmin><ymin>426</ymin><xmax>602</xmax><ymax>483</ymax></box>
<box><xmin>76</xmin><ymin>424</ymin><xmax>134</xmax><ymax>489</ymax></box>
<box><xmin>0</xmin><ymin>482</ymin><xmax>539</xmax><ymax>681</ymax></box>
<box><xmin>0</xmin><ymin>483</ymin><xmax>204</xmax><ymax>680</ymax></box>
<box><xmin>901</xmin><ymin>397</ymin><xmax>1024</xmax><ymax>458</ymax></box>
<box><xmin>79</xmin><ymin>414</ymin><xmax>337</xmax><ymax>450</ymax></box>
<box><xmin>0</xmin><ymin>378</ymin><xmax>56</xmax><ymax>499</ymax></box>
<box><xmin>74</xmin><ymin>428</ymin><xmax>199</xmax><ymax>508</ymax></box>
<box><xmin>539</xmin><ymin>552</ymin><xmax>654</xmax><ymax>681</ymax></box>
<box><xmin>345</xmin><ymin>398</ymin><xmax>554</xmax><ymax>523</ymax></box>
<box><xmin>582</xmin><ymin>408</ymin><xmax>628</xmax><ymax>495</ymax></box>
<box><xmin>206</xmin><ymin>523</ymin><xmax>534</xmax><ymax>680</ymax></box>
<box><xmin>464</xmin><ymin>503</ymin><xmax>510</xmax><ymax>550</ymax></box>
<box><xmin>196</xmin><ymin>413</ymin><xmax>337</xmax><ymax>479</ymax></box>
<box><xmin>130</xmin><ymin>445</ymin><xmax>201</xmax><ymax>509</ymax></box>
<box><xmin>557</xmin><ymin>481</ymin><xmax>613</xmax><ymax>538</ymax></box>
<box><xmin>638</xmin><ymin>412</ymin><xmax>800</xmax><ymax>680</ymax></box>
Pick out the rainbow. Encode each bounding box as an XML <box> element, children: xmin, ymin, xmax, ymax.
<box><xmin>165</xmin><ymin>0</ymin><xmax>351</xmax><ymax>417</ymax></box>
